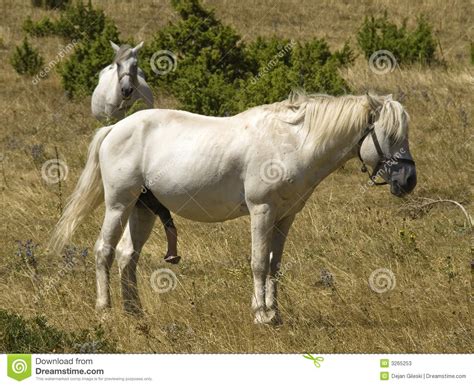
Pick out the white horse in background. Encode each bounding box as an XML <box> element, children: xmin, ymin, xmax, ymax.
<box><xmin>50</xmin><ymin>92</ymin><xmax>416</xmax><ymax>324</ymax></box>
<box><xmin>91</xmin><ymin>41</ymin><xmax>154</xmax><ymax>122</ymax></box>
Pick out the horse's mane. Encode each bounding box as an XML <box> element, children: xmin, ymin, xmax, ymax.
<box><xmin>263</xmin><ymin>91</ymin><xmax>409</xmax><ymax>150</ymax></box>
<box><xmin>113</xmin><ymin>44</ymin><xmax>133</xmax><ymax>63</ymax></box>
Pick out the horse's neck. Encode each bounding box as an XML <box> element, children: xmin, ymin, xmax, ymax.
<box><xmin>300</xmin><ymin>121</ymin><xmax>363</xmax><ymax>182</ymax></box>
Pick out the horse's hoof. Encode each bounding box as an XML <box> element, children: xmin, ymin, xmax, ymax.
<box><xmin>254</xmin><ymin>309</ymin><xmax>282</xmax><ymax>325</ymax></box>
<box><xmin>164</xmin><ymin>255</ymin><xmax>181</xmax><ymax>264</ymax></box>
<box><xmin>123</xmin><ymin>303</ymin><xmax>144</xmax><ymax>317</ymax></box>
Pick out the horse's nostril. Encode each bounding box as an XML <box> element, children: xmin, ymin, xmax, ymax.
<box><xmin>403</xmin><ymin>173</ymin><xmax>417</xmax><ymax>194</ymax></box>
<box><xmin>122</xmin><ymin>88</ymin><xmax>132</xmax><ymax>97</ymax></box>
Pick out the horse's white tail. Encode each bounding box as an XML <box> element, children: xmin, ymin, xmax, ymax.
<box><xmin>49</xmin><ymin>125</ymin><xmax>114</xmax><ymax>255</ymax></box>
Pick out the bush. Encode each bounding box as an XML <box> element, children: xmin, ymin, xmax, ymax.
<box><xmin>142</xmin><ymin>0</ymin><xmax>353</xmax><ymax>116</ymax></box>
<box><xmin>470</xmin><ymin>42</ymin><xmax>474</xmax><ymax>65</ymax></box>
<box><xmin>24</xmin><ymin>0</ymin><xmax>121</xmax><ymax>97</ymax></box>
<box><xmin>21</xmin><ymin>0</ymin><xmax>353</xmax><ymax>111</ymax></box>
<box><xmin>141</xmin><ymin>0</ymin><xmax>252</xmax><ymax>115</ymax></box>
<box><xmin>23</xmin><ymin>16</ymin><xmax>56</xmax><ymax>37</ymax></box>
<box><xmin>31</xmin><ymin>0</ymin><xmax>70</xmax><ymax>9</ymax></box>
<box><xmin>232</xmin><ymin>39</ymin><xmax>353</xmax><ymax>112</ymax></box>
<box><xmin>24</xmin><ymin>0</ymin><xmax>112</xmax><ymax>40</ymax></box>
<box><xmin>10</xmin><ymin>37</ymin><xmax>44</xmax><ymax>76</ymax></box>
<box><xmin>58</xmin><ymin>21</ymin><xmax>119</xmax><ymax>97</ymax></box>
<box><xmin>0</xmin><ymin>309</ymin><xmax>118</xmax><ymax>353</ymax></box>
<box><xmin>357</xmin><ymin>12</ymin><xmax>436</xmax><ymax>65</ymax></box>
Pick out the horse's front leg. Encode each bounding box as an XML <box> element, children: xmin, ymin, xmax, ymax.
<box><xmin>265</xmin><ymin>214</ymin><xmax>295</xmax><ymax>323</ymax></box>
<box><xmin>249</xmin><ymin>204</ymin><xmax>276</xmax><ymax>324</ymax></box>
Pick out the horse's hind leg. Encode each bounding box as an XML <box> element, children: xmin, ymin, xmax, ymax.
<box><xmin>116</xmin><ymin>204</ymin><xmax>156</xmax><ymax>314</ymax></box>
<box><xmin>95</xmin><ymin>188</ymin><xmax>140</xmax><ymax>312</ymax></box>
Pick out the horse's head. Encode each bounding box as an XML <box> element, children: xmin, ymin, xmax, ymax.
<box><xmin>110</xmin><ymin>41</ymin><xmax>144</xmax><ymax>99</ymax></box>
<box><xmin>358</xmin><ymin>94</ymin><xmax>417</xmax><ymax>197</ymax></box>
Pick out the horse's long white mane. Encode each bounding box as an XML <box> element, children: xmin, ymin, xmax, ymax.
<box><xmin>261</xmin><ymin>91</ymin><xmax>409</xmax><ymax>150</ymax></box>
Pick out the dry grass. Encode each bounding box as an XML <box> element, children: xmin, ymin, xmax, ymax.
<box><xmin>0</xmin><ymin>0</ymin><xmax>472</xmax><ymax>353</ymax></box>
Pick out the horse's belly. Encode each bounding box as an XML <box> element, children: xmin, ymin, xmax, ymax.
<box><xmin>149</xmin><ymin>182</ymin><xmax>248</xmax><ymax>222</ymax></box>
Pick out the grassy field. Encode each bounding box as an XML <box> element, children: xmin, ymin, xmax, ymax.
<box><xmin>0</xmin><ymin>0</ymin><xmax>472</xmax><ymax>353</ymax></box>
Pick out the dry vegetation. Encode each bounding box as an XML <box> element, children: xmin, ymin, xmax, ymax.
<box><xmin>0</xmin><ymin>0</ymin><xmax>473</xmax><ymax>353</ymax></box>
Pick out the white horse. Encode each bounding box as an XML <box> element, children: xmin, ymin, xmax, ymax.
<box><xmin>50</xmin><ymin>93</ymin><xmax>416</xmax><ymax>324</ymax></box>
<box><xmin>91</xmin><ymin>41</ymin><xmax>154</xmax><ymax>122</ymax></box>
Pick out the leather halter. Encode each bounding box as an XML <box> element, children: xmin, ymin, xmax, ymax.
<box><xmin>118</xmin><ymin>71</ymin><xmax>134</xmax><ymax>81</ymax></box>
<box><xmin>117</xmin><ymin>71</ymin><xmax>136</xmax><ymax>101</ymax></box>
<box><xmin>357</xmin><ymin>114</ymin><xmax>415</xmax><ymax>185</ymax></box>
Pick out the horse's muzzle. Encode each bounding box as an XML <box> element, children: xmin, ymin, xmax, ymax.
<box><xmin>389</xmin><ymin>163</ymin><xmax>417</xmax><ymax>197</ymax></box>
<box><xmin>121</xmin><ymin>87</ymin><xmax>133</xmax><ymax>99</ymax></box>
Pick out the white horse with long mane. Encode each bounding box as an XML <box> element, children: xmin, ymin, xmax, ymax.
<box><xmin>91</xmin><ymin>41</ymin><xmax>153</xmax><ymax>122</ymax></box>
<box><xmin>50</xmin><ymin>92</ymin><xmax>416</xmax><ymax>324</ymax></box>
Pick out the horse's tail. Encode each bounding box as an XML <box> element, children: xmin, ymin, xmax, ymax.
<box><xmin>49</xmin><ymin>125</ymin><xmax>114</xmax><ymax>255</ymax></box>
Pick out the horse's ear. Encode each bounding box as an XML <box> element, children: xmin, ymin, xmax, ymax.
<box><xmin>110</xmin><ymin>41</ymin><xmax>120</xmax><ymax>53</ymax></box>
<box><xmin>366</xmin><ymin>92</ymin><xmax>381</xmax><ymax>112</ymax></box>
<box><xmin>133</xmin><ymin>41</ymin><xmax>144</xmax><ymax>53</ymax></box>
<box><xmin>396</xmin><ymin>91</ymin><xmax>406</xmax><ymax>103</ymax></box>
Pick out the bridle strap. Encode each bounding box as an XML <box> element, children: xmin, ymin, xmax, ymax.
<box><xmin>357</xmin><ymin>118</ymin><xmax>415</xmax><ymax>186</ymax></box>
<box><xmin>118</xmin><ymin>71</ymin><xmax>133</xmax><ymax>81</ymax></box>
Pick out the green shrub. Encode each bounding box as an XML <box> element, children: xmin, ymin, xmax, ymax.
<box><xmin>24</xmin><ymin>0</ymin><xmax>111</xmax><ymax>40</ymax></box>
<box><xmin>470</xmin><ymin>42</ymin><xmax>474</xmax><ymax>65</ymax></box>
<box><xmin>232</xmin><ymin>39</ymin><xmax>352</xmax><ymax>113</ymax></box>
<box><xmin>31</xmin><ymin>0</ymin><xmax>70</xmax><ymax>9</ymax></box>
<box><xmin>58</xmin><ymin>21</ymin><xmax>119</xmax><ymax>97</ymax></box>
<box><xmin>141</xmin><ymin>0</ymin><xmax>353</xmax><ymax>116</ymax></box>
<box><xmin>10</xmin><ymin>37</ymin><xmax>44</xmax><ymax>76</ymax></box>
<box><xmin>22</xmin><ymin>0</ymin><xmax>353</xmax><ymax>111</ymax></box>
<box><xmin>23</xmin><ymin>16</ymin><xmax>56</xmax><ymax>37</ymax></box>
<box><xmin>141</xmin><ymin>0</ymin><xmax>252</xmax><ymax>115</ymax></box>
<box><xmin>22</xmin><ymin>0</ymin><xmax>120</xmax><ymax>98</ymax></box>
<box><xmin>0</xmin><ymin>309</ymin><xmax>118</xmax><ymax>353</ymax></box>
<box><xmin>357</xmin><ymin>12</ymin><xmax>436</xmax><ymax>65</ymax></box>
